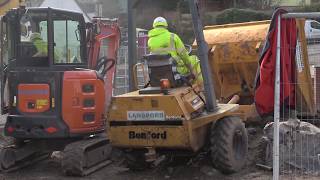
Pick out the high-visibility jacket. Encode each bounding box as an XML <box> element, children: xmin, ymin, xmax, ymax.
<box><xmin>33</xmin><ymin>38</ymin><xmax>48</xmax><ymax>57</ymax></box>
<box><xmin>148</xmin><ymin>28</ymin><xmax>202</xmax><ymax>84</ymax></box>
<box><xmin>33</xmin><ymin>38</ymin><xmax>61</xmax><ymax>62</ymax></box>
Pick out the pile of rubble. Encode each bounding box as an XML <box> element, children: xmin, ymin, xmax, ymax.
<box><xmin>259</xmin><ymin>116</ymin><xmax>320</xmax><ymax>174</ymax></box>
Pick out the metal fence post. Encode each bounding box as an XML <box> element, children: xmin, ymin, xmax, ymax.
<box><xmin>273</xmin><ymin>14</ymin><xmax>281</xmax><ymax>180</ymax></box>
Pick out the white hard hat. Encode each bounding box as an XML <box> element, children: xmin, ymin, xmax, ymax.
<box><xmin>153</xmin><ymin>17</ymin><xmax>168</xmax><ymax>28</ymax></box>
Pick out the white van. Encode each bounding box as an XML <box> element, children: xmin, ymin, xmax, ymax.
<box><xmin>305</xmin><ymin>19</ymin><xmax>320</xmax><ymax>40</ymax></box>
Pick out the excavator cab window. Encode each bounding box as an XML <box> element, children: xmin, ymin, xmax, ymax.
<box><xmin>1</xmin><ymin>8</ymin><xmax>87</xmax><ymax>69</ymax></box>
<box><xmin>53</xmin><ymin>19</ymin><xmax>82</xmax><ymax>64</ymax></box>
<box><xmin>0</xmin><ymin>7</ymin><xmax>88</xmax><ymax>114</ymax></box>
<box><xmin>19</xmin><ymin>12</ymin><xmax>49</xmax><ymax>67</ymax></box>
<box><xmin>50</xmin><ymin>11</ymin><xmax>86</xmax><ymax>66</ymax></box>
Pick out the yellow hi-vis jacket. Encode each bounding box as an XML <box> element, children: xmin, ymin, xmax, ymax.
<box><xmin>33</xmin><ymin>38</ymin><xmax>48</xmax><ymax>57</ymax></box>
<box><xmin>148</xmin><ymin>27</ymin><xmax>202</xmax><ymax>84</ymax></box>
<box><xmin>33</xmin><ymin>38</ymin><xmax>61</xmax><ymax>62</ymax></box>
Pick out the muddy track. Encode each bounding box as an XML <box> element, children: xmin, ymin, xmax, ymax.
<box><xmin>0</xmin><ymin>118</ymin><xmax>316</xmax><ymax>180</ymax></box>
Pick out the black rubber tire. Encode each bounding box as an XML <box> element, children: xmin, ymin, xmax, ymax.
<box><xmin>210</xmin><ymin>116</ymin><xmax>248</xmax><ymax>174</ymax></box>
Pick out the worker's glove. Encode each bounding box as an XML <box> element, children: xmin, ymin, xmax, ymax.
<box><xmin>182</xmin><ymin>73</ymin><xmax>196</xmax><ymax>86</ymax></box>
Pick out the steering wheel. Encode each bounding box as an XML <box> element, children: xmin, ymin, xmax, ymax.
<box><xmin>95</xmin><ymin>56</ymin><xmax>116</xmax><ymax>77</ymax></box>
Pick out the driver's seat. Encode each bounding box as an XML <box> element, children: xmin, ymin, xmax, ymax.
<box><xmin>144</xmin><ymin>54</ymin><xmax>182</xmax><ymax>88</ymax></box>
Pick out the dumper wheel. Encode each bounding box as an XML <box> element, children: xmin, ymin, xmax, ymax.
<box><xmin>210</xmin><ymin>116</ymin><xmax>248</xmax><ymax>174</ymax></box>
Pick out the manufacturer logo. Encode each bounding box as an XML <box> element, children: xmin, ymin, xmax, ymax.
<box><xmin>128</xmin><ymin>131</ymin><xmax>167</xmax><ymax>140</ymax></box>
<box><xmin>127</xmin><ymin>111</ymin><xmax>165</xmax><ymax>121</ymax></box>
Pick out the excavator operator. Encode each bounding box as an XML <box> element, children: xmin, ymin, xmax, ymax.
<box><xmin>148</xmin><ymin>16</ymin><xmax>203</xmax><ymax>85</ymax></box>
<box><xmin>30</xmin><ymin>32</ymin><xmax>48</xmax><ymax>57</ymax></box>
<box><xmin>29</xmin><ymin>32</ymin><xmax>61</xmax><ymax>62</ymax></box>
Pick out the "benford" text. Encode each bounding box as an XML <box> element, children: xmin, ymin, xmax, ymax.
<box><xmin>128</xmin><ymin>131</ymin><xmax>167</xmax><ymax>140</ymax></box>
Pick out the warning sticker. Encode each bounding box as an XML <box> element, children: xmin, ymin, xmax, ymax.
<box><xmin>36</xmin><ymin>99</ymin><xmax>48</xmax><ymax>109</ymax></box>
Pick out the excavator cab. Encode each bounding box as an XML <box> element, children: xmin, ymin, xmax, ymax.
<box><xmin>0</xmin><ymin>6</ymin><xmax>120</xmax><ymax>176</ymax></box>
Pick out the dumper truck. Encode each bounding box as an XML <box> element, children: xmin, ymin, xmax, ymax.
<box><xmin>107</xmin><ymin>0</ymin><xmax>248</xmax><ymax>174</ymax></box>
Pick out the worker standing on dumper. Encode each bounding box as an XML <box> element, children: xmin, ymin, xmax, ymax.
<box><xmin>148</xmin><ymin>17</ymin><xmax>203</xmax><ymax>85</ymax></box>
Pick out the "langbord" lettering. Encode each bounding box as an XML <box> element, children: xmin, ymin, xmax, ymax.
<box><xmin>127</xmin><ymin>111</ymin><xmax>165</xmax><ymax>121</ymax></box>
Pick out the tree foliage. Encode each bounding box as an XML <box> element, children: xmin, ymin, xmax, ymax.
<box><xmin>295</xmin><ymin>3</ymin><xmax>320</xmax><ymax>12</ymax></box>
<box><xmin>216</xmin><ymin>8</ymin><xmax>271</xmax><ymax>24</ymax></box>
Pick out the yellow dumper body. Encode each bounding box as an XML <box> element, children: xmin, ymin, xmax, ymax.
<box><xmin>199</xmin><ymin>21</ymin><xmax>269</xmax><ymax>120</ymax></box>
<box><xmin>202</xmin><ymin>20</ymin><xmax>269</xmax><ymax>104</ymax></box>
<box><xmin>200</xmin><ymin>20</ymin><xmax>315</xmax><ymax>118</ymax></box>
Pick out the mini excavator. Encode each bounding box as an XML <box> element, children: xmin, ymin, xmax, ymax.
<box><xmin>0</xmin><ymin>6</ymin><xmax>120</xmax><ymax>176</ymax></box>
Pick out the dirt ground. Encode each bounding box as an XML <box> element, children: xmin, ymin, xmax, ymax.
<box><xmin>0</xmin><ymin>115</ymin><xmax>317</xmax><ymax>180</ymax></box>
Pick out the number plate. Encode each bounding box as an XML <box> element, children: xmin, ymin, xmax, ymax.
<box><xmin>127</xmin><ymin>111</ymin><xmax>165</xmax><ymax>121</ymax></box>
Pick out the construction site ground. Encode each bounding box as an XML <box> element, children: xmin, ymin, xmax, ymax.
<box><xmin>1</xmin><ymin>115</ymin><xmax>319</xmax><ymax>180</ymax></box>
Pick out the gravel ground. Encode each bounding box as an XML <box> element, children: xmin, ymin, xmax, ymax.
<box><xmin>0</xmin><ymin>118</ymin><xmax>318</xmax><ymax>180</ymax></box>
<box><xmin>0</xmin><ymin>125</ymin><xmax>271</xmax><ymax>180</ymax></box>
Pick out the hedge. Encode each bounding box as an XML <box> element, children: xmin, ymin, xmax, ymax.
<box><xmin>216</xmin><ymin>8</ymin><xmax>271</xmax><ymax>25</ymax></box>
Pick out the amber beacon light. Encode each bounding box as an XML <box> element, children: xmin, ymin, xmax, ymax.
<box><xmin>160</xmin><ymin>79</ymin><xmax>171</xmax><ymax>89</ymax></box>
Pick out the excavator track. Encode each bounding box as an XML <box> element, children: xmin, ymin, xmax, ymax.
<box><xmin>0</xmin><ymin>137</ymin><xmax>50</xmax><ymax>172</ymax></box>
<box><xmin>61</xmin><ymin>135</ymin><xmax>112</xmax><ymax>176</ymax></box>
